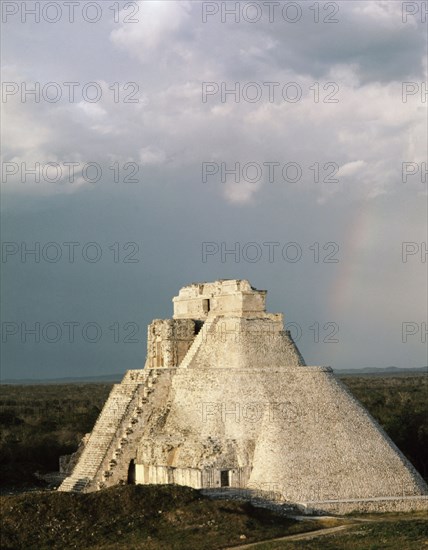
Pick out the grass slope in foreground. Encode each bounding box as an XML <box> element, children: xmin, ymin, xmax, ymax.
<box><xmin>1</xmin><ymin>485</ymin><xmax>427</xmax><ymax>550</ymax></box>
<box><xmin>1</xmin><ymin>484</ymin><xmax>323</xmax><ymax>550</ymax></box>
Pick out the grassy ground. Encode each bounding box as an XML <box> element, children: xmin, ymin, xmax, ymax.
<box><xmin>1</xmin><ymin>486</ymin><xmax>426</xmax><ymax>549</ymax></box>
<box><xmin>0</xmin><ymin>484</ymin><xmax>325</xmax><ymax>550</ymax></box>
<box><xmin>0</xmin><ymin>383</ymin><xmax>111</xmax><ymax>488</ymax></box>
<box><xmin>248</xmin><ymin>517</ymin><xmax>428</xmax><ymax>549</ymax></box>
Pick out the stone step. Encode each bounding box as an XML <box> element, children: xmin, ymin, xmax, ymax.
<box><xmin>179</xmin><ymin>317</ymin><xmax>219</xmax><ymax>369</ymax></box>
<box><xmin>59</xmin><ymin>381</ymin><xmax>148</xmax><ymax>492</ymax></box>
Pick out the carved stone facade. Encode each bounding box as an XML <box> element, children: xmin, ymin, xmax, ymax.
<box><xmin>145</xmin><ymin>319</ymin><xmax>196</xmax><ymax>369</ymax></box>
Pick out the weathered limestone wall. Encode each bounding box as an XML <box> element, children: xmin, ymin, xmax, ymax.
<box><xmin>135</xmin><ymin>465</ymin><xmax>202</xmax><ymax>487</ymax></box>
<box><xmin>145</xmin><ymin>319</ymin><xmax>196</xmax><ymax>368</ymax></box>
<box><xmin>135</xmin><ymin>464</ymin><xmax>252</xmax><ymax>489</ymax></box>
<box><xmin>249</xmin><ymin>369</ymin><xmax>427</xmax><ymax>501</ymax></box>
<box><xmin>189</xmin><ymin>318</ymin><xmax>305</xmax><ymax>369</ymax></box>
<box><xmin>173</xmin><ymin>279</ymin><xmax>267</xmax><ymax>320</ymax></box>
<box><xmin>135</xmin><ymin>366</ymin><xmax>427</xmax><ymax>503</ymax></box>
<box><xmin>303</xmin><ymin>496</ymin><xmax>428</xmax><ymax>515</ymax></box>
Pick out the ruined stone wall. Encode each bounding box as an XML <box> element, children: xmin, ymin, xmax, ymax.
<box><xmin>145</xmin><ymin>319</ymin><xmax>196</xmax><ymax>368</ymax></box>
<box><xmin>173</xmin><ymin>279</ymin><xmax>267</xmax><ymax>320</ymax></box>
<box><xmin>134</xmin><ymin>464</ymin><xmax>252</xmax><ymax>489</ymax></box>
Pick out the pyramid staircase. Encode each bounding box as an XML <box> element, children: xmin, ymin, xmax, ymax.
<box><xmin>58</xmin><ymin>370</ymin><xmax>151</xmax><ymax>492</ymax></box>
<box><xmin>96</xmin><ymin>368</ymin><xmax>168</xmax><ymax>490</ymax></box>
<box><xmin>58</xmin><ymin>320</ymin><xmax>217</xmax><ymax>492</ymax></box>
<box><xmin>179</xmin><ymin>317</ymin><xmax>219</xmax><ymax>368</ymax></box>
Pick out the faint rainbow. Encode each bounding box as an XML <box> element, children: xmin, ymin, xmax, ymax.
<box><xmin>327</xmin><ymin>200</ymin><xmax>373</xmax><ymax>357</ymax></box>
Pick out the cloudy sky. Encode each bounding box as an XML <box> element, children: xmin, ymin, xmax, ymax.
<box><xmin>1</xmin><ymin>0</ymin><xmax>427</xmax><ymax>379</ymax></box>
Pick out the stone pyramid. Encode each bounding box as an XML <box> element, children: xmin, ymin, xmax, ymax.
<box><xmin>58</xmin><ymin>280</ymin><xmax>428</xmax><ymax>514</ymax></box>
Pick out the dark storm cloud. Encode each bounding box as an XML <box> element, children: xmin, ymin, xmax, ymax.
<box><xmin>1</xmin><ymin>1</ymin><xmax>426</xmax><ymax>378</ymax></box>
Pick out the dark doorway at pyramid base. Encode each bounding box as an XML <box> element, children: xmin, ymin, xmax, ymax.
<box><xmin>127</xmin><ymin>459</ymin><xmax>136</xmax><ymax>484</ymax></box>
<box><xmin>220</xmin><ymin>470</ymin><xmax>230</xmax><ymax>487</ymax></box>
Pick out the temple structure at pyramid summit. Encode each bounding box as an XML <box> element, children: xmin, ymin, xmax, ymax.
<box><xmin>59</xmin><ymin>280</ymin><xmax>428</xmax><ymax>514</ymax></box>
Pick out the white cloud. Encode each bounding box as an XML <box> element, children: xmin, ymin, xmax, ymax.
<box><xmin>139</xmin><ymin>146</ymin><xmax>166</xmax><ymax>166</ymax></box>
<box><xmin>3</xmin><ymin>1</ymin><xmax>426</xmax><ymax>205</ymax></box>
<box><xmin>223</xmin><ymin>176</ymin><xmax>262</xmax><ymax>204</ymax></box>
<box><xmin>110</xmin><ymin>0</ymin><xmax>192</xmax><ymax>56</ymax></box>
<box><xmin>76</xmin><ymin>102</ymin><xmax>107</xmax><ymax>119</ymax></box>
<box><xmin>339</xmin><ymin>160</ymin><xmax>367</xmax><ymax>178</ymax></box>
<box><xmin>353</xmin><ymin>1</ymin><xmax>406</xmax><ymax>27</ymax></box>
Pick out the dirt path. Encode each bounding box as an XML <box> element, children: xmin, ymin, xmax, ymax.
<box><xmin>226</xmin><ymin>524</ymin><xmax>355</xmax><ymax>549</ymax></box>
